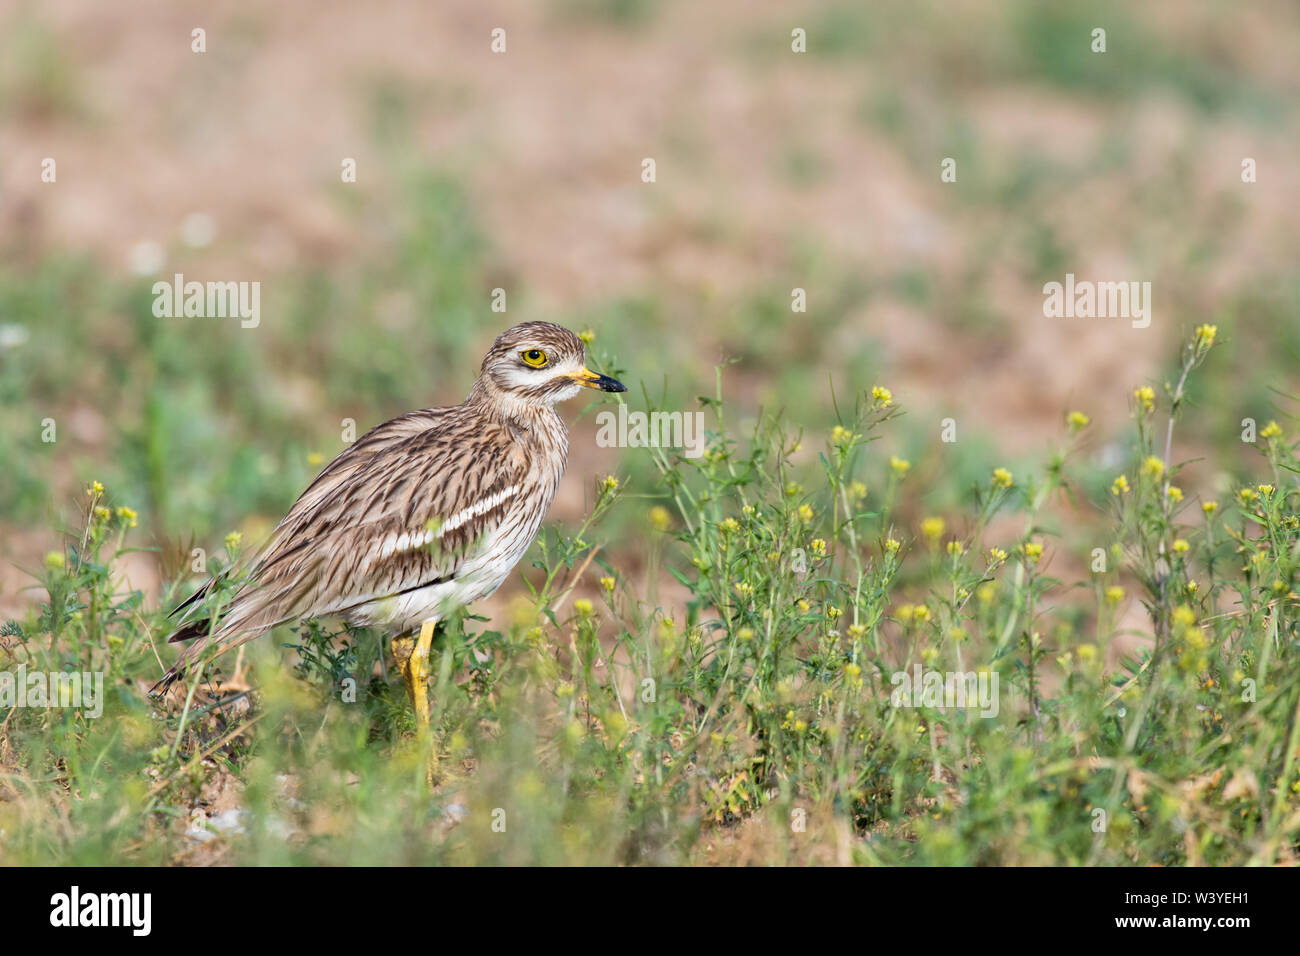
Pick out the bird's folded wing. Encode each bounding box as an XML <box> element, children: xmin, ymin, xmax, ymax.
<box><xmin>171</xmin><ymin>408</ymin><xmax>529</xmax><ymax>638</ymax></box>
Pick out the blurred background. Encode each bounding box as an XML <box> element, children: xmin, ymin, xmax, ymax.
<box><xmin>2</xmin><ymin>0</ymin><xmax>1299</xmax><ymax>630</ymax></box>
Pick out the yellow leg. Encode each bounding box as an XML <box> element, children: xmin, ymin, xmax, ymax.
<box><xmin>390</xmin><ymin>634</ymin><xmax>416</xmax><ymax>702</ymax></box>
<box><xmin>392</xmin><ymin>620</ymin><xmax>440</xmax><ymax>785</ymax></box>
<box><xmin>409</xmin><ymin>619</ymin><xmax>437</xmax><ymax>733</ymax></box>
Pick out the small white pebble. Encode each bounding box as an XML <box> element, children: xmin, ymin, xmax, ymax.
<box><xmin>186</xmin><ymin>807</ymin><xmax>250</xmax><ymax>843</ymax></box>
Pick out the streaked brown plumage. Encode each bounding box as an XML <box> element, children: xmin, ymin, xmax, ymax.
<box><xmin>152</xmin><ymin>322</ymin><xmax>625</xmax><ymax>708</ymax></box>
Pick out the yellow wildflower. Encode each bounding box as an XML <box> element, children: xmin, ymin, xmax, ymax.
<box><xmin>649</xmin><ymin>506</ymin><xmax>672</xmax><ymax>530</ymax></box>
<box><xmin>1141</xmin><ymin>456</ymin><xmax>1165</xmax><ymax>480</ymax></box>
<box><xmin>921</xmin><ymin>516</ymin><xmax>945</xmax><ymax>542</ymax></box>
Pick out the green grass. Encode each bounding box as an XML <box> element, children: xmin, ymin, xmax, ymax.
<box><xmin>4</xmin><ymin>327</ymin><xmax>1300</xmax><ymax>865</ymax></box>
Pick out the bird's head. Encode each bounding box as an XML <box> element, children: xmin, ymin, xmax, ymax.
<box><xmin>471</xmin><ymin>322</ymin><xmax>626</xmax><ymax>411</ymax></box>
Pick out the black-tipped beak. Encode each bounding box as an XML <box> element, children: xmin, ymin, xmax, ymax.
<box><xmin>572</xmin><ymin>368</ymin><xmax>627</xmax><ymax>392</ymax></box>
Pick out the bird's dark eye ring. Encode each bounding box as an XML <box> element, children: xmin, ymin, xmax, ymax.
<box><xmin>520</xmin><ymin>349</ymin><xmax>549</xmax><ymax>368</ymax></box>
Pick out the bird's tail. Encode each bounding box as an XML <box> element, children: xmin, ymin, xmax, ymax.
<box><xmin>149</xmin><ymin>619</ymin><xmax>213</xmax><ymax>696</ymax></box>
<box><xmin>149</xmin><ymin>643</ymin><xmax>200</xmax><ymax>696</ymax></box>
<box><xmin>149</xmin><ymin>582</ymin><xmax>274</xmax><ymax>696</ymax></box>
<box><xmin>150</xmin><ymin>617</ymin><xmax>273</xmax><ymax>696</ymax></box>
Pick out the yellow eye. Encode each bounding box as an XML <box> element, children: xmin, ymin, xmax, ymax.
<box><xmin>520</xmin><ymin>349</ymin><xmax>549</xmax><ymax>368</ymax></box>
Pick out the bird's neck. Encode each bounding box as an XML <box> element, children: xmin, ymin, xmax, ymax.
<box><xmin>466</xmin><ymin>384</ymin><xmax>568</xmax><ymax>452</ymax></box>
